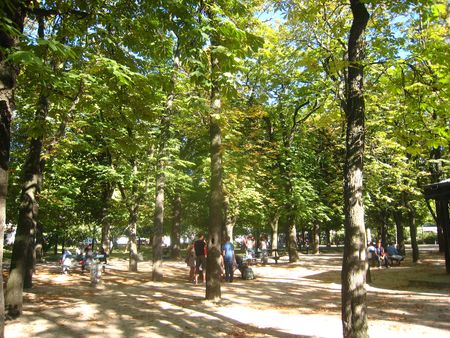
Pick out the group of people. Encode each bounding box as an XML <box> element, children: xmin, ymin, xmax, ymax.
<box><xmin>185</xmin><ymin>233</ymin><xmax>270</xmax><ymax>284</ymax></box>
<box><xmin>60</xmin><ymin>244</ymin><xmax>108</xmax><ymax>274</ymax></box>
<box><xmin>368</xmin><ymin>240</ymin><xmax>404</xmax><ymax>268</ymax></box>
<box><xmin>185</xmin><ymin>233</ymin><xmax>236</xmax><ymax>284</ymax></box>
<box><xmin>185</xmin><ymin>233</ymin><xmax>208</xmax><ymax>284</ymax></box>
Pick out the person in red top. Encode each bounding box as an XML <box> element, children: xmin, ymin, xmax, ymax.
<box><xmin>194</xmin><ymin>233</ymin><xmax>207</xmax><ymax>284</ymax></box>
<box><xmin>374</xmin><ymin>240</ymin><xmax>390</xmax><ymax>268</ymax></box>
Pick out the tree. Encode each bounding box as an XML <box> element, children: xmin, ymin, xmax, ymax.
<box><xmin>341</xmin><ymin>1</ymin><xmax>370</xmax><ymax>337</ymax></box>
<box><xmin>1</xmin><ymin>0</ymin><xmax>31</xmax><ymax>322</ymax></box>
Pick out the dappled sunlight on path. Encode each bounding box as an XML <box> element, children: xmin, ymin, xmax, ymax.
<box><xmin>4</xmin><ymin>251</ymin><xmax>450</xmax><ymax>337</ymax></box>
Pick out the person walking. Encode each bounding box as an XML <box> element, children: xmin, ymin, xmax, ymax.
<box><xmin>194</xmin><ymin>233</ymin><xmax>207</xmax><ymax>284</ymax></box>
<box><xmin>222</xmin><ymin>236</ymin><xmax>235</xmax><ymax>282</ymax></box>
<box><xmin>260</xmin><ymin>234</ymin><xmax>268</xmax><ymax>264</ymax></box>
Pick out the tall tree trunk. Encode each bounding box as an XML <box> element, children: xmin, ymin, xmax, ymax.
<box><xmin>378</xmin><ymin>210</ymin><xmax>388</xmax><ymax>245</ymax></box>
<box><xmin>341</xmin><ymin>1</ymin><xmax>370</xmax><ymax>337</ymax></box>
<box><xmin>206</xmin><ymin>116</ymin><xmax>223</xmax><ymax>301</ymax></box>
<box><xmin>119</xmin><ymin>162</ymin><xmax>146</xmax><ymax>273</ymax></box>
<box><xmin>312</xmin><ymin>223</ymin><xmax>320</xmax><ymax>254</ymax></box>
<box><xmin>170</xmin><ymin>194</ymin><xmax>181</xmax><ymax>259</ymax></box>
<box><xmin>0</xmin><ymin>1</ymin><xmax>30</xmax><ymax>327</ymax></box>
<box><xmin>408</xmin><ymin>207</ymin><xmax>419</xmax><ymax>263</ymax></box>
<box><xmin>152</xmin><ymin>169</ymin><xmax>164</xmax><ymax>281</ymax></box>
<box><xmin>205</xmin><ymin>13</ymin><xmax>223</xmax><ymax>299</ymax></box>
<box><xmin>0</xmin><ymin>166</ymin><xmax>7</xmax><ymax>332</ymax></box>
<box><xmin>6</xmin><ymin>94</ymin><xmax>47</xmax><ymax>317</ymax></box>
<box><xmin>128</xmin><ymin>205</ymin><xmax>139</xmax><ymax>272</ymax></box>
<box><xmin>393</xmin><ymin>210</ymin><xmax>405</xmax><ymax>255</ymax></box>
<box><xmin>429</xmin><ymin>146</ymin><xmax>444</xmax><ymax>252</ymax></box>
<box><xmin>286</xmin><ymin>211</ymin><xmax>299</xmax><ymax>262</ymax></box>
<box><xmin>326</xmin><ymin>229</ymin><xmax>331</xmax><ymax>248</ymax></box>
<box><xmin>269</xmin><ymin>211</ymin><xmax>280</xmax><ymax>251</ymax></box>
<box><xmin>53</xmin><ymin>235</ymin><xmax>58</xmax><ymax>255</ymax></box>
<box><xmin>223</xmin><ymin>195</ymin><xmax>238</xmax><ymax>241</ymax></box>
<box><xmin>100</xmin><ymin>183</ymin><xmax>113</xmax><ymax>254</ymax></box>
<box><xmin>153</xmin><ymin>39</ymin><xmax>178</xmax><ymax>277</ymax></box>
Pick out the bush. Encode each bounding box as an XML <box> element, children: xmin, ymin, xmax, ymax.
<box><xmin>418</xmin><ymin>232</ymin><xmax>437</xmax><ymax>244</ymax></box>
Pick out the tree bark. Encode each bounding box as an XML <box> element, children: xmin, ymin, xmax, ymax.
<box><xmin>269</xmin><ymin>211</ymin><xmax>280</xmax><ymax>251</ymax></box>
<box><xmin>326</xmin><ymin>229</ymin><xmax>331</xmax><ymax>248</ymax></box>
<box><xmin>100</xmin><ymin>183</ymin><xmax>114</xmax><ymax>255</ymax></box>
<box><xmin>429</xmin><ymin>146</ymin><xmax>444</xmax><ymax>252</ymax></box>
<box><xmin>341</xmin><ymin>1</ymin><xmax>370</xmax><ymax>337</ymax></box>
<box><xmin>205</xmin><ymin>15</ymin><xmax>223</xmax><ymax>299</ymax></box>
<box><xmin>223</xmin><ymin>195</ymin><xmax>238</xmax><ymax>241</ymax></box>
<box><xmin>393</xmin><ymin>210</ymin><xmax>405</xmax><ymax>255</ymax></box>
<box><xmin>312</xmin><ymin>223</ymin><xmax>320</xmax><ymax>254</ymax></box>
<box><xmin>286</xmin><ymin>211</ymin><xmax>299</xmax><ymax>262</ymax></box>
<box><xmin>206</xmin><ymin>117</ymin><xmax>223</xmax><ymax>301</ymax></box>
<box><xmin>152</xmin><ymin>169</ymin><xmax>164</xmax><ymax>281</ymax></box>
<box><xmin>6</xmin><ymin>94</ymin><xmax>47</xmax><ymax>317</ymax></box>
<box><xmin>408</xmin><ymin>207</ymin><xmax>419</xmax><ymax>263</ymax></box>
<box><xmin>153</xmin><ymin>39</ymin><xmax>178</xmax><ymax>277</ymax></box>
<box><xmin>0</xmin><ymin>0</ymin><xmax>30</xmax><ymax>327</ymax></box>
<box><xmin>379</xmin><ymin>210</ymin><xmax>388</xmax><ymax>245</ymax></box>
<box><xmin>170</xmin><ymin>194</ymin><xmax>181</xmax><ymax>259</ymax></box>
<box><xmin>128</xmin><ymin>205</ymin><xmax>139</xmax><ymax>272</ymax></box>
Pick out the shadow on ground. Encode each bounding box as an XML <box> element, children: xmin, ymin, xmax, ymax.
<box><xmin>4</xmin><ymin>249</ymin><xmax>450</xmax><ymax>338</ymax></box>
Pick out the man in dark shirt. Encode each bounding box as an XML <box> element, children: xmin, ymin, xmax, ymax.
<box><xmin>194</xmin><ymin>233</ymin><xmax>207</xmax><ymax>284</ymax></box>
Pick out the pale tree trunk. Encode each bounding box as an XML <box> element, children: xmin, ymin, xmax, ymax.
<box><xmin>119</xmin><ymin>175</ymin><xmax>144</xmax><ymax>273</ymax></box>
<box><xmin>101</xmin><ymin>183</ymin><xmax>114</xmax><ymax>255</ymax></box>
<box><xmin>312</xmin><ymin>223</ymin><xmax>320</xmax><ymax>254</ymax></box>
<box><xmin>223</xmin><ymin>195</ymin><xmax>238</xmax><ymax>241</ymax></box>
<box><xmin>170</xmin><ymin>194</ymin><xmax>181</xmax><ymax>259</ymax></box>
<box><xmin>408</xmin><ymin>207</ymin><xmax>419</xmax><ymax>263</ymax></box>
<box><xmin>269</xmin><ymin>212</ymin><xmax>280</xmax><ymax>251</ymax></box>
<box><xmin>152</xmin><ymin>170</ymin><xmax>164</xmax><ymax>281</ymax></box>
<box><xmin>7</xmin><ymin>94</ymin><xmax>47</xmax><ymax>317</ymax></box>
<box><xmin>341</xmin><ymin>1</ymin><xmax>370</xmax><ymax>337</ymax></box>
<box><xmin>153</xmin><ymin>41</ymin><xmax>178</xmax><ymax>277</ymax></box>
<box><xmin>128</xmin><ymin>205</ymin><xmax>139</xmax><ymax>272</ymax></box>
<box><xmin>286</xmin><ymin>212</ymin><xmax>299</xmax><ymax>262</ymax></box>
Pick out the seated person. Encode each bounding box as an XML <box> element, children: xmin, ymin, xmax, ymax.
<box><xmin>386</xmin><ymin>243</ymin><xmax>404</xmax><ymax>264</ymax></box>
<box><xmin>374</xmin><ymin>240</ymin><xmax>390</xmax><ymax>268</ymax></box>
<box><xmin>367</xmin><ymin>242</ymin><xmax>375</xmax><ymax>257</ymax></box>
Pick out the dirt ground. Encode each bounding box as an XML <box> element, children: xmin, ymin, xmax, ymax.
<box><xmin>4</xmin><ymin>246</ymin><xmax>450</xmax><ymax>338</ymax></box>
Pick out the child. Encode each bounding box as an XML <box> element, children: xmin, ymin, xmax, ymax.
<box><xmin>185</xmin><ymin>242</ymin><xmax>196</xmax><ymax>282</ymax></box>
<box><xmin>61</xmin><ymin>249</ymin><xmax>72</xmax><ymax>274</ymax></box>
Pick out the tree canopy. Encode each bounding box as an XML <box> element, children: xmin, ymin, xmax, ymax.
<box><xmin>1</xmin><ymin>0</ymin><xmax>448</xmax><ymax>335</ymax></box>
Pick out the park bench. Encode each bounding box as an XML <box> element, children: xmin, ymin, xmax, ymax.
<box><xmin>265</xmin><ymin>249</ymin><xmax>286</xmax><ymax>264</ymax></box>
